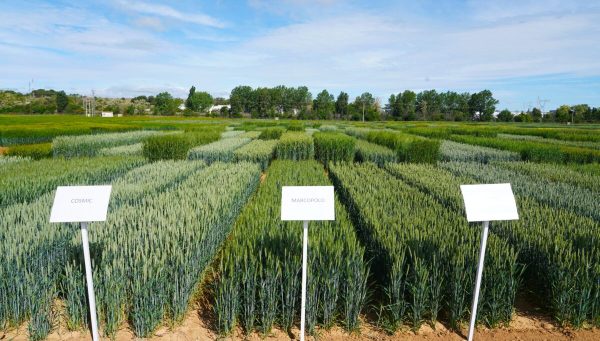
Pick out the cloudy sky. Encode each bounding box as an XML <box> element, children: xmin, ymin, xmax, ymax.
<box><xmin>1</xmin><ymin>0</ymin><xmax>599</xmax><ymax>110</ymax></box>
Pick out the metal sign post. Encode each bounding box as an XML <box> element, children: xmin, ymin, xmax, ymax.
<box><xmin>460</xmin><ymin>183</ymin><xmax>519</xmax><ymax>341</ymax></box>
<box><xmin>281</xmin><ymin>186</ymin><xmax>335</xmax><ymax>341</ymax></box>
<box><xmin>300</xmin><ymin>220</ymin><xmax>309</xmax><ymax>339</ymax></box>
<box><xmin>50</xmin><ymin>185</ymin><xmax>112</xmax><ymax>341</ymax></box>
<box><xmin>80</xmin><ymin>222</ymin><xmax>100</xmax><ymax>341</ymax></box>
<box><xmin>467</xmin><ymin>220</ymin><xmax>489</xmax><ymax>341</ymax></box>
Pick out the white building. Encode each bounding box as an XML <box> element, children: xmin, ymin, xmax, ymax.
<box><xmin>101</xmin><ymin>111</ymin><xmax>114</xmax><ymax>118</ymax></box>
<box><xmin>209</xmin><ymin>104</ymin><xmax>231</xmax><ymax>113</ymax></box>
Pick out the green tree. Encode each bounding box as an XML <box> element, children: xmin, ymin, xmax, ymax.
<box><xmin>185</xmin><ymin>86</ymin><xmax>196</xmax><ymax>110</ymax></box>
<box><xmin>154</xmin><ymin>92</ymin><xmax>178</xmax><ymax>116</ymax></box>
<box><xmin>468</xmin><ymin>90</ymin><xmax>498</xmax><ymax>121</ymax></box>
<box><xmin>497</xmin><ymin>109</ymin><xmax>514</xmax><ymax>122</ymax></box>
<box><xmin>354</xmin><ymin>92</ymin><xmax>375</xmax><ymax>121</ymax></box>
<box><xmin>313</xmin><ymin>90</ymin><xmax>335</xmax><ymax>119</ymax></box>
<box><xmin>193</xmin><ymin>92</ymin><xmax>213</xmax><ymax>113</ymax></box>
<box><xmin>335</xmin><ymin>91</ymin><xmax>349</xmax><ymax>119</ymax></box>
<box><xmin>185</xmin><ymin>86</ymin><xmax>213</xmax><ymax>113</ymax></box>
<box><xmin>387</xmin><ymin>94</ymin><xmax>398</xmax><ymax>119</ymax></box>
<box><xmin>514</xmin><ymin>112</ymin><xmax>533</xmax><ymax>122</ymax></box>
<box><xmin>555</xmin><ymin>105</ymin><xmax>571</xmax><ymax>123</ymax></box>
<box><xmin>230</xmin><ymin>85</ymin><xmax>253</xmax><ymax>114</ymax></box>
<box><xmin>531</xmin><ymin>108</ymin><xmax>542</xmax><ymax>122</ymax></box>
<box><xmin>398</xmin><ymin>90</ymin><xmax>416</xmax><ymax>120</ymax></box>
<box><xmin>572</xmin><ymin>104</ymin><xmax>590</xmax><ymax>123</ymax></box>
<box><xmin>56</xmin><ymin>91</ymin><xmax>68</xmax><ymax>113</ymax></box>
<box><xmin>417</xmin><ymin>90</ymin><xmax>441</xmax><ymax>120</ymax></box>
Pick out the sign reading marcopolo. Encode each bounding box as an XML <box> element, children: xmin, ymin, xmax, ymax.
<box><xmin>281</xmin><ymin>186</ymin><xmax>335</xmax><ymax>221</ymax></box>
<box><xmin>50</xmin><ymin>185</ymin><xmax>112</xmax><ymax>223</ymax></box>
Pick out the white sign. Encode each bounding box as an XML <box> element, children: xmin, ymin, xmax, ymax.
<box><xmin>460</xmin><ymin>183</ymin><xmax>519</xmax><ymax>222</ymax></box>
<box><xmin>281</xmin><ymin>186</ymin><xmax>335</xmax><ymax>221</ymax></box>
<box><xmin>50</xmin><ymin>185</ymin><xmax>112</xmax><ymax>223</ymax></box>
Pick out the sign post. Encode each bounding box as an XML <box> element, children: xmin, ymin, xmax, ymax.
<box><xmin>460</xmin><ymin>183</ymin><xmax>519</xmax><ymax>341</ymax></box>
<box><xmin>50</xmin><ymin>185</ymin><xmax>112</xmax><ymax>341</ymax></box>
<box><xmin>281</xmin><ymin>186</ymin><xmax>335</xmax><ymax>341</ymax></box>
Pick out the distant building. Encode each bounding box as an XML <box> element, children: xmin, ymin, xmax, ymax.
<box><xmin>178</xmin><ymin>103</ymin><xmax>186</xmax><ymax>111</ymax></box>
<box><xmin>101</xmin><ymin>111</ymin><xmax>113</xmax><ymax>118</ymax></box>
<box><xmin>209</xmin><ymin>104</ymin><xmax>231</xmax><ymax>113</ymax></box>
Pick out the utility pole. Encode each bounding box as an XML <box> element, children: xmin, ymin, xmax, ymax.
<box><xmin>83</xmin><ymin>90</ymin><xmax>97</xmax><ymax>117</ymax></box>
<box><xmin>92</xmin><ymin>90</ymin><xmax>96</xmax><ymax>117</ymax></box>
<box><xmin>571</xmin><ymin>108</ymin><xmax>574</xmax><ymax>125</ymax></box>
<box><xmin>537</xmin><ymin>96</ymin><xmax>550</xmax><ymax>116</ymax></box>
<box><xmin>28</xmin><ymin>79</ymin><xmax>34</xmax><ymax>114</ymax></box>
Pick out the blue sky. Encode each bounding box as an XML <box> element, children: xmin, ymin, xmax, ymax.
<box><xmin>0</xmin><ymin>0</ymin><xmax>599</xmax><ymax>110</ymax></box>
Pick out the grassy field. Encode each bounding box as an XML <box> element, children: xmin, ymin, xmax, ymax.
<box><xmin>1</xmin><ymin>114</ymin><xmax>599</xmax><ymax>340</ymax></box>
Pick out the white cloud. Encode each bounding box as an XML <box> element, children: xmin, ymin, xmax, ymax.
<box><xmin>134</xmin><ymin>16</ymin><xmax>165</xmax><ymax>31</ymax></box>
<box><xmin>1</xmin><ymin>1</ymin><xmax>599</xmax><ymax>108</ymax></box>
<box><xmin>115</xmin><ymin>1</ymin><xmax>226</xmax><ymax>28</ymax></box>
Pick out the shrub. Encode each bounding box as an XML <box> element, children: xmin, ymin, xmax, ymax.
<box><xmin>258</xmin><ymin>127</ymin><xmax>285</xmax><ymax>140</ymax></box>
<box><xmin>6</xmin><ymin>143</ymin><xmax>52</xmax><ymax>159</ymax></box>
<box><xmin>313</xmin><ymin>132</ymin><xmax>355</xmax><ymax>164</ymax></box>
<box><xmin>275</xmin><ymin>132</ymin><xmax>314</xmax><ymax>160</ymax></box>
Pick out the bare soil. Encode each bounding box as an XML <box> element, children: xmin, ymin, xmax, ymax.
<box><xmin>2</xmin><ymin>306</ymin><xmax>598</xmax><ymax>341</ymax></box>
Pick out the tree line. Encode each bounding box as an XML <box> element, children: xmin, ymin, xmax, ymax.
<box><xmin>1</xmin><ymin>86</ymin><xmax>600</xmax><ymax>123</ymax></box>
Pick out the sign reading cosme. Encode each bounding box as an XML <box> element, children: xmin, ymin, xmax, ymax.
<box><xmin>50</xmin><ymin>185</ymin><xmax>112</xmax><ymax>223</ymax></box>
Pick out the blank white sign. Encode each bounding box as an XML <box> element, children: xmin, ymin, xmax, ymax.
<box><xmin>50</xmin><ymin>185</ymin><xmax>112</xmax><ymax>223</ymax></box>
<box><xmin>460</xmin><ymin>183</ymin><xmax>519</xmax><ymax>222</ymax></box>
<box><xmin>281</xmin><ymin>186</ymin><xmax>335</xmax><ymax>221</ymax></box>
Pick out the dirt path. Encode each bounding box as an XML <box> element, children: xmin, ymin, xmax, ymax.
<box><xmin>2</xmin><ymin>307</ymin><xmax>598</xmax><ymax>341</ymax></box>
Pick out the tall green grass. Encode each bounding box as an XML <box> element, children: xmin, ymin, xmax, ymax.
<box><xmin>365</xmin><ymin>131</ymin><xmax>440</xmax><ymax>163</ymax></box>
<box><xmin>53</xmin><ymin>130</ymin><xmax>162</xmax><ymax>158</ymax></box>
<box><xmin>386</xmin><ymin>162</ymin><xmax>600</xmax><ymax>327</ymax></box>
<box><xmin>0</xmin><ymin>156</ymin><xmax>145</xmax><ymax>207</ymax></box>
<box><xmin>313</xmin><ymin>132</ymin><xmax>355</xmax><ymax>164</ymax></box>
<box><xmin>233</xmin><ymin>140</ymin><xmax>278</xmax><ymax>170</ymax></box>
<box><xmin>0</xmin><ymin>157</ymin><xmax>147</xmax><ymax>339</ymax></box>
<box><xmin>275</xmin><ymin>132</ymin><xmax>314</xmax><ymax>160</ymax></box>
<box><xmin>354</xmin><ymin>140</ymin><xmax>397</xmax><ymax>167</ymax></box>
<box><xmin>329</xmin><ymin>162</ymin><xmax>520</xmax><ymax>331</ymax></box>
<box><xmin>213</xmin><ymin>160</ymin><xmax>368</xmax><ymax>336</ymax></box>
<box><xmin>188</xmin><ymin>137</ymin><xmax>251</xmax><ymax>164</ymax></box>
